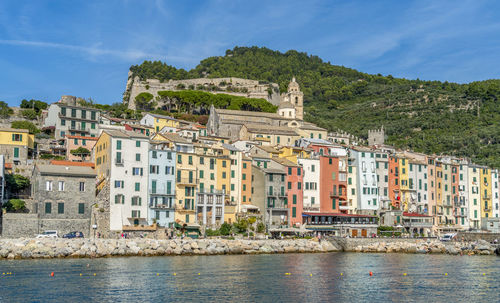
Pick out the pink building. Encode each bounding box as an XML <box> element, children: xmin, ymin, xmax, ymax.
<box><xmin>65</xmin><ymin>135</ymin><xmax>97</xmax><ymax>162</ymax></box>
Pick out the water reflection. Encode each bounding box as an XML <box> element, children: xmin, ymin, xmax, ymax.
<box><xmin>0</xmin><ymin>253</ymin><xmax>498</xmax><ymax>302</ymax></box>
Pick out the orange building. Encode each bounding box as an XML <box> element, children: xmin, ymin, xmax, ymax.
<box><xmin>65</xmin><ymin>135</ymin><xmax>98</xmax><ymax>162</ymax></box>
<box><xmin>319</xmin><ymin>155</ymin><xmax>343</xmax><ymax>213</ymax></box>
<box><xmin>388</xmin><ymin>156</ymin><xmax>400</xmax><ymax>208</ymax></box>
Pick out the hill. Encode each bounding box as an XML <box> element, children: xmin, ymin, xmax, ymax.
<box><xmin>128</xmin><ymin>46</ymin><xmax>500</xmax><ymax>168</ymax></box>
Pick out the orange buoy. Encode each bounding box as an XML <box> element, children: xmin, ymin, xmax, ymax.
<box><xmin>50</xmin><ymin>272</ymin><xmax>54</xmax><ymax>277</ymax></box>
<box><xmin>369</xmin><ymin>271</ymin><xmax>373</xmax><ymax>276</ymax></box>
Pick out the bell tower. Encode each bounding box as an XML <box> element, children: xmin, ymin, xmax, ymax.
<box><xmin>286</xmin><ymin>77</ymin><xmax>304</xmax><ymax>120</ymax></box>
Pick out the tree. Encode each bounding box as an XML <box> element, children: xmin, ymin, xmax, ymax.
<box><xmin>219</xmin><ymin>222</ymin><xmax>232</xmax><ymax>236</ymax></box>
<box><xmin>5</xmin><ymin>174</ymin><xmax>30</xmax><ymax>192</ymax></box>
<box><xmin>21</xmin><ymin>109</ymin><xmax>38</xmax><ymax>120</ymax></box>
<box><xmin>0</xmin><ymin>101</ymin><xmax>13</xmax><ymax>118</ymax></box>
<box><xmin>11</xmin><ymin>120</ymin><xmax>40</xmax><ymax>134</ymax></box>
<box><xmin>2</xmin><ymin>199</ymin><xmax>26</xmax><ymax>212</ymax></box>
<box><xmin>135</xmin><ymin>92</ymin><xmax>155</xmax><ymax>110</ymax></box>
<box><xmin>20</xmin><ymin>99</ymin><xmax>48</xmax><ymax>113</ymax></box>
<box><xmin>70</xmin><ymin>147</ymin><xmax>91</xmax><ymax>161</ymax></box>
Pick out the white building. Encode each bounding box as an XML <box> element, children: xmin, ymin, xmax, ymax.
<box><xmin>458</xmin><ymin>161</ymin><xmax>470</xmax><ymax>228</ymax></box>
<box><xmin>468</xmin><ymin>165</ymin><xmax>481</xmax><ymax>230</ymax></box>
<box><xmin>492</xmin><ymin>169</ymin><xmax>499</xmax><ymax>218</ymax></box>
<box><xmin>298</xmin><ymin>157</ymin><xmax>320</xmax><ymax>212</ymax></box>
<box><xmin>95</xmin><ymin>130</ymin><xmax>150</xmax><ymax>231</ymax></box>
<box><xmin>350</xmin><ymin>147</ymin><xmax>379</xmax><ymax>215</ymax></box>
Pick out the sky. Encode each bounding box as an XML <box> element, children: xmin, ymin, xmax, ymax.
<box><xmin>0</xmin><ymin>0</ymin><xmax>499</xmax><ymax>106</ymax></box>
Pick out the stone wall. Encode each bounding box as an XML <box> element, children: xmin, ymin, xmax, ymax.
<box><xmin>1</xmin><ymin>212</ymin><xmax>91</xmax><ymax>238</ymax></box>
<box><xmin>125</xmin><ymin>75</ymin><xmax>281</xmax><ymax>110</ymax></box>
<box><xmin>457</xmin><ymin>232</ymin><xmax>500</xmax><ymax>242</ymax></box>
<box><xmin>1</xmin><ymin>213</ymin><xmax>39</xmax><ymax>237</ymax></box>
<box><xmin>0</xmin><ymin>238</ymin><xmax>339</xmax><ymax>259</ymax></box>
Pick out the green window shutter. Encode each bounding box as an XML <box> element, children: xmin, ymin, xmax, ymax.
<box><xmin>332</xmin><ymin>198</ymin><xmax>336</xmax><ymax>209</ymax></box>
<box><xmin>231</xmin><ymin>184</ymin><xmax>235</xmax><ymax>191</ymax></box>
<box><xmin>292</xmin><ymin>207</ymin><xmax>296</xmax><ymax>218</ymax></box>
<box><xmin>177</xmin><ymin>155</ymin><xmax>182</xmax><ymax>163</ymax></box>
<box><xmin>13</xmin><ymin>147</ymin><xmax>19</xmax><ymax>158</ymax></box>
<box><xmin>58</xmin><ymin>203</ymin><xmax>64</xmax><ymax>214</ymax></box>
<box><xmin>135</xmin><ymin>182</ymin><xmax>140</xmax><ymax>191</ymax></box>
<box><xmin>136</xmin><ymin>141</ymin><xmax>140</xmax><ymax>147</ymax></box>
<box><xmin>288</xmin><ymin>182</ymin><xmax>291</xmax><ymax>190</ymax></box>
<box><xmin>45</xmin><ymin>202</ymin><xmax>51</xmax><ymax>214</ymax></box>
<box><xmin>116</xmin><ymin>140</ymin><xmax>122</xmax><ymax>150</ymax></box>
<box><xmin>78</xmin><ymin>203</ymin><xmax>85</xmax><ymax>214</ymax></box>
<box><xmin>136</xmin><ymin>153</ymin><xmax>140</xmax><ymax>161</ymax></box>
<box><xmin>231</xmin><ymin>170</ymin><xmax>235</xmax><ymax>178</ymax></box>
<box><xmin>293</xmin><ymin>195</ymin><xmax>297</xmax><ymax>204</ymax></box>
<box><xmin>167</xmin><ymin>181</ymin><xmax>171</xmax><ymax>194</ymax></box>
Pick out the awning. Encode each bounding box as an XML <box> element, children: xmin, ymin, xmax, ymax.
<box><xmin>242</xmin><ymin>204</ymin><xmax>259</xmax><ymax>211</ymax></box>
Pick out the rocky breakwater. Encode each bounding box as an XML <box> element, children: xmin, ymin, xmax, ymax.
<box><xmin>331</xmin><ymin>238</ymin><xmax>498</xmax><ymax>255</ymax></box>
<box><xmin>0</xmin><ymin>238</ymin><xmax>341</xmax><ymax>259</ymax></box>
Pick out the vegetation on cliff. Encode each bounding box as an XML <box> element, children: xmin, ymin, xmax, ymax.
<box><xmin>129</xmin><ymin>46</ymin><xmax>500</xmax><ymax>167</ymax></box>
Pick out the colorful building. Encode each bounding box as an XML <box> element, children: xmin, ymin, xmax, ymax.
<box><xmin>0</xmin><ymin>128</ymin><xmax>35</xmax><ymax>164</ymax></box>
<box><xmin>65</xmin><ymin>135</ymin><xmax>97</xmax><ymax>162</ymax></box>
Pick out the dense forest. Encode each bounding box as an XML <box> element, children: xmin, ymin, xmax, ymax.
<box><xmin>129</xmin><ymin>46</ymin><xmax>500</xmax><ymax>168</ymax></box>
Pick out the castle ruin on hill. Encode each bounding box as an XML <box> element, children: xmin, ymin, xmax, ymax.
<box><xmin>123</xmin><ymin>72</ymin><xmax>281</xmax><ymax>110</ymax></box>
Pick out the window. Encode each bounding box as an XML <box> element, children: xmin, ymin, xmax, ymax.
<box><xmin>116</xmin><ymin>140</ymin><xmax>122</xmax><ymax>150</ymax></box>
<box><xmin>12</xmin><ymin>134</ymin><xmax>22</xmax><ymax>142</ymax></box>
<box><xmin>91</xmin><ymin>123</ymin><xmax>96</xmax><ymax>129</ymax></box>
<box><xmin>61</xmin><ymin>119</ymin><xmax>66</xmax><ymax>126</ymax></box>
<box><xmin>78</xmin><ymin>203</ymin><xmax>85</xmax><ymax>214</ymax></box>
<box><xmin>152</xmin><ymin>151</ymin><xmax>157</xmax><ymax>159</ymax></box>
<box><xmin>332</xmin><ymin>198</ymin><xmax>336</xmax><ymax>209</ymax></box>
<box><xmin>298</xmin><ymin>182</ymin><xmax>302</xmax><ymax>190</ymax></box>
<box><xmin>132</xmin><ymin>168</ymin><xmax>143</xmax><ymax>176</ymax></box>
<box><xmin>79</xmin><ymin>182</ymin><xmax>85</xmax><ymax>192</ymax></box>
<box><xmin>45</xmin><ymin>202</ymin><xmax>52</xmax><ymax>214</ymax></box>
<box><xmin>292</xmin><ymin>207</ymin><xmax>296</xmax><ymax>218</ymax></box>
<box><xmin>222</xmin><ymin>172</ymin><xmax>226</xmax><ymax>179</ymax></box>
<box><xmin>136</xmin><ymin>153</ymin><xmax>141</xmax><ymax>161</ymax></box>
<box><xmin>114</xmin><ymin>180</ymin><xmax>124</xmax><ymax>188</ymax></box>
<box><xmin>188</xmin><ymin>156</ymin><xmax>193</xmax><ymax>165</ymax></box>
<box><xmin>132</xmin><ymin>196</ymin><xmax>142</xmax><ymax>206</ymax></box>
<box><xmin>150</xmin><ymin>165</ymin><xmax>159</xmax><ymax>174</ymax></box>
<box><xmin>297</xmin><ymin>167</ymin><xmax>301</xmax><ymax>176</ymax></box>
<box><xmin>58</xmin><ymin>203</ymin><xmax>64</xmax><ymax>214</ymax></box>
<box><xmin>288</xmin><ymin>182</ymin><xmax>292</xmax><ymax>190</ymax></box>
<box><xmin>288</xmin><ymin>167</ymin><xmax>292</xmax><ymax>175</ymax></box>
<box><xmin>199</xmin><ymin>170</ymin><xmax>204</xmax><ymax>178</ymax></box>
<box><xmin>293</xmin><ymin>195</ymin><xmax>297</xmax><ymax>204</ymax></box>
<box><xmin>71</xmin><ymin>108</ymin><xmax>76</xmax><ymax>117</ymax></box>
<box><xmin>242</xmin><ymin>173</ymin><xmax>246</xmax><ymax>180</ymax></box>
<box><xmin>199</xmin><ymin>157</ymin><xmax>204</xmax><ymax>164</ymax></box>
<box><xmin>58</xmin><ymin>181</ymin><xmax>65</xmax><ymax>191</ymax></box>
<box><xmin>136</xmin><ymin>141</ymin><xmax>141</xmax><ymax>147</ymax></box>
<box><xmin>135</xmin><ymin>182</ymin><xmax>140</xmax><ymax>191</ymax></box>
<box><xmin>115</xmin><ymin>194</ymin><xmax>124</xmax><ymax>204</ymax></box>
<box><xmin>243</xmin><ymin>163</ymin><xmax>247</xmax><ymax>169</ymax></box>
<box><xmin>91</xmin><ymin>111</ymin><xmax>96</xmax><ymax>120</ymax></box>
<box><xmin>13</xmin><ymin>147</ymin><xmax>19</xmax><ymax>158</ymax></box>
<box><xmin>61</xmin><ymin>107</ymin><xmax>66</xmax><ymax>116</ymax></box>
<box><xmin>177</xmin><ymin>155</ymin><xmax>182</xmax><ymax>164</ymax></box>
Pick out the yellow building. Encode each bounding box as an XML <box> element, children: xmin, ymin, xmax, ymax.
<box><xmin>0</xmin><ymin>128</ymin><xmax>35</xmax><ymax>163</ymax></box>
<box><xmin>399</xmin><ymin>157</ymin><xmax>410</xmax><ymax>211</ymax></box>
<box><xmin>175</xmin><ymin>151</ymin><xmax>197</xmax><ymax>224</ymax></box>
<box><xmin>93</xmin><ymin>131</ymin><xmax>111</xmax><ymax>190</ymax></box>
<box><xmin>480</xmin><ymin>167</ymin><xmax>492</xmax><ymax>218</ymax></box>
<box><xmin>278</xmin><ymin>146</ymin><xmax>312</xmax><ymax>164</ymax></box>
<box><xmin>141</xmin><ymin>113</ymin><xmax>181</xmax><ymax>133</ymax></box>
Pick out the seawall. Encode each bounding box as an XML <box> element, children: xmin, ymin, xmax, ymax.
<box><xmin>0</xmin><ymin>238</ymin><xmax>497</xmax><ymax>259</ymax></box>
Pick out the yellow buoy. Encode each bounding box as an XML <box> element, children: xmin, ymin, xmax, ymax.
<box><xmin>310</xmin><ymin>274</ymin><xmax>313</xmax><ymax>277</ymax></box>
<box><xmin>444</xmin><ymin>273</ymin><xmax>448</xmax><ymax>276</ymax></box>
<box><xmin>198</xmin><ymin>273</ymin><xmax>201</xmax><ymax>275</ymax></box>
<box><xmin>80</xmin><ymin>273</ymin><xmax>82</xmax><ymax>276</ymax></box>
<box><xmin>157</xmin><ymin>273</ymin><xmax>160</xmax><ymax>276</ymax></box>
<box><xmin>93</xmin><ymin>273</ymin><xmax>96</xmax><ymax>276</ymax></box>
<box><xmin>482</xmin><ymin>273</ymin><xmax>486</xmax><ymax>276</ymax></box>
<box><xmin>340</xmin><ymin>273</ymin><xmax>343</xmax><ymax>276</ymax></box>
<box><xmin>173</xmin><ymin>273</ymin><xmax>177</xmax><ymax>276</ymax></box>
<box><xmin>403</xmin><ymin>273</ymin><xmax>407</xmax><ymax>276</ymax></box>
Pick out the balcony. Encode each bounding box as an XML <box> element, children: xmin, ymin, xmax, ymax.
<box><xmin>443</xmin><ymin>203</ymin><xmax>453</xmax><ymax>208</ymax></box>
<box><xmin>330</xmin><ymin>191</ymin><xmax>346</xmax><ymax>198</ymax></box>
<box><xmin>115</xmin><ymin>158</ymin><xmax>124</xmax><ymax>166</ymax></box>
<box><xmin>149</xmin><ymin>189</ymin><xmax>175</xmax><ymax>196</ymax></box>
<box><xmin>149</xmin><ymin>203</ymin><xmax>173</xmax><ymax>209</ymax></box>
<box><xmin>175</xmin><ymin>204</ymin><xmax>194</xmax><ymax>212</ymax></box>
<box><xmin>484</xmin><ymin>207</ymin><xmax>491</xmax><ymax>212</ymax></box>
<box><xmin>483</xmin><ymin>195</ymin><xmax>491</xmax><ymax>200</ymax></box>
<box><xmin>198</xmin><ymin>188</ymin><xmax>226</xmax><ymax>195</ymax></box>
<box><xmin>176</xmin><ymin>178</ymin><xmax>197</xmax><ymax>186</ymax></box>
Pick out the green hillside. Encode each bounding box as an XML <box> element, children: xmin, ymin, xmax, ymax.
<box><xmin>129</xmin><ymin>46</ymin><xmax>500</xmax><ymax>168</ymax></box>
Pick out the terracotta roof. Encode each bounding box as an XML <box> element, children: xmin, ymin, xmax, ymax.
<box><xmin>156</xmin><ymin>132</ymin><xmax>191</xmax><ymax>144</ymax></box>
<box><xmin>50</xmin><ymin>160</ymin><xmax>95</xmax><ymax>168</ymax></box>
<box><xmin>65</xmin><ymin>135</ymin><xmax>98</xmax><ymax>140</ymax></box>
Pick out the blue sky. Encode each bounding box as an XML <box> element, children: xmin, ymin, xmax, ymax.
<box><xmin>1</xmin><ymin>0</ymin><xmax>499</xmax><ymax>106</ymax></box>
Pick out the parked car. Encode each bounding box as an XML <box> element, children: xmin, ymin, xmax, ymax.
<box><xmin>440</xmin><ymin>233</ymin><xmax>457</xmax><ymax>242</ymax></box>
<box><xmin>62</xmin><ymin>231</ymin><xmax>84</xmax><ymax>239</ymax></box>
<box><xmin>36</xmin><ymin>230</ymin><xmax>58</xmax><ymax>238</ymax></box>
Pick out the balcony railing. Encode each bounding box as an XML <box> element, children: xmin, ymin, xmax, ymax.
<box><xmin>176</xmin><ymin>178</ymin><xmax>197</xmax><ymax>185</ymax></box>
<box><xmin>149</xmin><ymin>203</ymin><xmax>174</xmax><ymax>209</ymax></box>
<box><xmin>303</xmin><ymin>206</ymin><xmax>320</xmax><ymax>212</ymax></box>
<box><xmin>198</xmin><ymin>188</ymin><xmax>226</xmax><ymax>195</ymax></box>
<box><xmin>484</xmin><ymin>207</ymin><xmax>491</xmax><ymax>212</ymax></box>
<box><xmin>149</xmin><ymin>189</ymin><xmax>175</xmax><ymax>196</ymax></box>
<box><xmin>115</xmin><ymin>158</ymin><xmax>124</xmax><ymax>165</ymax></box>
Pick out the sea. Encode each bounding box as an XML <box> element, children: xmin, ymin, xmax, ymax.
<box><xmin>0</xmin><ymin>253</ymin><xmax>498</xmax><ymax>302</ymax></box>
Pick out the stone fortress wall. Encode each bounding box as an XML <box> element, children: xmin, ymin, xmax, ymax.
<box><xmin>124</xmin><ymin>72</ymin><xmax>281</xmax><ymax>109</ymax></box>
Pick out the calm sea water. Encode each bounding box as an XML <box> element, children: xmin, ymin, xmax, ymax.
<box><xmin>0</xmin><ymin>253</ymin><xmax>498</xmax><ymax>302</ymax></box>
